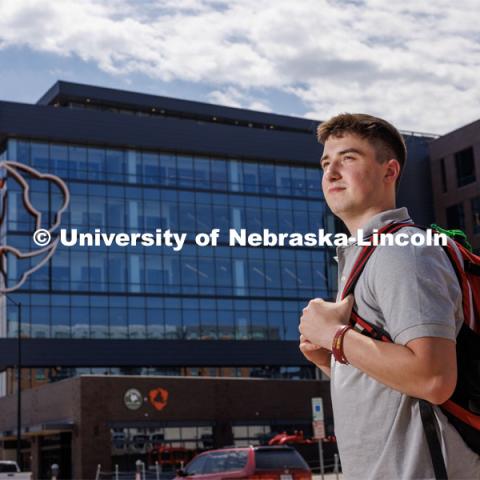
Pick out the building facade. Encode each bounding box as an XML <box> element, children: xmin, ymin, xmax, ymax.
<box><xmin>0</xmin><ymin>81</ymin><xmax>435</xmax><ymax>476</ymax></box>
<box><xmin>0</xmin><ymin>375</ymin><xmax>333</xmax><ymax>479</ymax></box>
<box><xmin>0</xmin><ymin>82</ymin><xmax>341</xmax><ymax>384</ymax></box>
<box><xmin>429</xmin><ymin>118</ymin><xmax>480</xmax><ymax>252</ymax></box>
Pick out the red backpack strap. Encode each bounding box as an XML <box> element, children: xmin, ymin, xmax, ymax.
<box><xmin>341</xmin><ymin>221</ymin><xmax>414</xmax><ymax>343</ymax></box>
<box><xmin>341</xmin><ymin>221</ymin><xmax>414</xmax><ymax>300</ymax></box>
<box><xmin>438</xmin><ymin>240</ymin><xmax>478</xmax><ymax>334</ymax></box>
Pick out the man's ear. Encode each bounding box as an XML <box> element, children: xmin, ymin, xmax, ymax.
<box><xmin>384</xmin><ymin>158</ymin><xmax>400</xmax><ymax>186</ymax></box>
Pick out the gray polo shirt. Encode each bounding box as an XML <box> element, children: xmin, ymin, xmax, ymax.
<box><xmin>331</xmin><ymin>207</ymin><xmax>480</xmax><ymax>479</ymax></box>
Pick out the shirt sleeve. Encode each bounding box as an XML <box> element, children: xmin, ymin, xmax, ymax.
<box><xmin>368</xmin><ymin>232</ymin><xmax>461</xmax><ymax>345</ymax></box>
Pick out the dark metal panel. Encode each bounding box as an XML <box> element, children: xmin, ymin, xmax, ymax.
<box><xmin>37</xmin><ymin>81</ymin><xmax>317</xmax><ymax>132</ymax></box>
<box><xmin>0</xmin><ymin>339</ymin><xmax>309</xmax><ymax>367</ymax></box>
<box><xmin>397</xmin><ymin>135</ymin><xmax>435</xmax><ymax>225</ymax></box>
<box><xmin>0</xmin><ymin>101</ymin><xmax>322</xmax><ymax>164</ymax></box>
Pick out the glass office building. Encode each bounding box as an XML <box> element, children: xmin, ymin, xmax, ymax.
<box><xmin>0</xmin><ymin>81</ymin><xmax>434</xmax><ymax>390</ymax></box>
<box><xmin>1</xmin><ymin>139</ymin><xmax>331</xmax><ymax>342</ymax></box>
<box><xmin>0</xmin><ymin>83</ymin><xmax>436</xmax><ymax>475</ymax></box>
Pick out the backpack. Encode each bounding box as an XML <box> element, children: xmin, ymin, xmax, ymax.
<box><xmin>341</xmin><ymin>221</ymin><xmax>480</xmax><ymax>480</ymax></box>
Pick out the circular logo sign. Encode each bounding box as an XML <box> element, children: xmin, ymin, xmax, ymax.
<box><xmin>124</xmin><ymin>388</ymin><xmax>143</xmax><ymax>410</ymax></box>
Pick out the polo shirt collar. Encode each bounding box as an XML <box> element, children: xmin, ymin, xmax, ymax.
<box><xmin>336</xmin><ymin>207</ymin><xmax>413</xmax><ymax>254</ymax></box>
<box><xmin>357</xmin><ymin>207</ymin><xmax>412</xmax><ymax>239</ymax></box>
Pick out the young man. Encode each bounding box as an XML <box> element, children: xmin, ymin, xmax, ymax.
<box><xmin>298</xmin><ymin>114</ymin><xmax>480</xmax><ymax>479</ymax></box>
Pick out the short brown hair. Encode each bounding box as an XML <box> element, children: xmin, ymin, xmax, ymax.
<box><xmin>317</xmin><ymin>113</ymin><xmax>407</xmax><ymax>188</ymax></box>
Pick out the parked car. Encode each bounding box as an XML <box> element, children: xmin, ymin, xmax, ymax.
<box><xmin>175</xmin><ymin>445</ymin><xmax>311</xmax><ymax>479</ymax></box>
<box><xmin>0</xmin><ymin>461</ymin><xmax>32</xmax><ymax>480</ymax></box>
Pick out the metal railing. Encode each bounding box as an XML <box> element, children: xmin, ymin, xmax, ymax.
<box><xmin>309</xmin><ymin>453</ymin><xmax>342</xmax><ymax>479</ymax></box>
<box><xmin>94</xmin><ymin>461</ymin><xmax>175</xmax><ymax>480</ymax></box>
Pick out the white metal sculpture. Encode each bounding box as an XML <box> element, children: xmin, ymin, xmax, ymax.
<box><xmin>0</xmin><ymin>160</ymin><xmax>70</xmax><ymax>293</ymax></box>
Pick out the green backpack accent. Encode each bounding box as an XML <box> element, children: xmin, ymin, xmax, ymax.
<box><xmin>430</xmin><ymin>224</ymin><xmax>473</xmax><ymax>253</ymax></box>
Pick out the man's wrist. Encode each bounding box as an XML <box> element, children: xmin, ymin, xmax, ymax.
<box><xmin>315</xmin><ymin>351</ymin><xmax>332</xmax><ymax>369</ymax></box>
<box><xmin>327</xmin><ymin>324</ymin><xmax>347</xmax><ymax>350</ymax></box>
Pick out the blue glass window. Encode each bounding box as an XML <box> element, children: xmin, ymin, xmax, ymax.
<box><xmin>291</xmin><ymin>167</ymin><xmax>306</xmax><ymax>196</ymax></box>
<box><xmin>211</xmin><ymin>159</ymin><xmax>228</xmax><ymax>190</ymax></box>
<box><xmin>91</xmin><ymin>304</ymin><xmax>109</xmax><ymax>339</ymax></box>
<box><xmin>16</xmin><ymin>141</ymin><xmax>30</xmax><ymax>165</ymax></box>
<box><xmin>71</xmin><ymin>251</ymin><xmax>89</xmax><ymax>291</ymax></box>
<box><xmin>51</xmin><ymin>249</ymin><xmax>70</xmax><ymax>291</ymax></box>
<box><xmin>179</xmin><ymin>198</ymin><xmax>196</xmax><ymax>233</ymax></box>
<box><xmin>276</xmin><ymin>165</ymin><xmax>291</xmax><ymax>196</ymax></box>
<box><xmin>51</xmin><ymin>306</ymin><xmax>70</xmax><ymax>338</ymax></box>
<box><xmin>88</xmin><ymin>148</ymin><xmax>106</xmax><ymax>181</ymax></box>
<box><xmin>161</xmin><ymin>190</ymin><xmax>179</xmax><ymax>230</ymax></box>
<box><xmin>142</xmin><ymin>152</ymin><xmax>160</xmax><ymax>184</ymax></box>
<box><xmin>196</xmin><ymin>201</ymin><xmax>212</xmax><ymax>231</ymax></box>
<box><xmin>107</xmin><ymin>197</ymin><xmax>126</xmax><ymax>231</ymax></box>
<box><xmin>295</xmin><ymin>250</ymin><xmax>314</xmax><ymax>296</ymax></box>
<box><xmin>50</xmin><ymin>144</ymin><xmax>68</xmax><ymax>177</ymax></box>
<box><xmin>293</xmin><ymin>200</ymin><xmax>309</xmax><ymax>234</ymax></box>
<box><xmin>110</xmin><ymin>306</ymin><xmax>128</xmax><ymax>338</ymax></box>
<box><xmin>181</xmin><ymin>245</ymin><xmax>199</xmax><ymax>294</ymax></box>
<box><xmin>89</xmin><ymin>195</ymin><xmax>107</xmax><ymax>226</ymax></box>
<box><xmin>106</xmin><ymin>149</ymin><xmax>126</xmax><ymax>182</ymax></box>
<box><xmin>247</xmin><ymin>249</ymin><xmax>265</xmax><ymax>291</ymax></box>
<box><xmin>89</xmin><ymin>250</ymin><xmax>107</xmax><ymax>292</ymax></box>
<box><xmin>264</xmin><ymin>249</ymin><xmax>282</xmax><ymax>295</ymax></box>
<box><xmin>311</xmin><ymin>251</ymin><xmax>329</xmax><ymax>296</ymax></box>
<box><xmin>218</xmin><ymin>308</ymin><xmax>234</xmax><ymax>340</ymax></box>
<box><xmin>197</xmin><ymin>249</ymin><xmax>215</xmax><ymax>293</ymax></box>
<box><xmin>281</xmin><ymin>250</ymin><xmax>299</xmax><ymax>295</ymax></box>
<box><xmin>177</xmin><ymin>155</ymin><xmax>194</xmax><ymax>188</ymax></box>
<box><xmin>31</xmin><ymin>305</ymin><xmax>50</xmax><ymax>338</ymax></box>
<box><xmin>147</xmin><ymin>304</ymin><xmax>165</xmax><ymax>339</ymax></box>
<box><xmin>200</xmin><ymin>299</ymin><xmax>217</xmax><ymax>339</ymax></box>
<box><xmin>250</xmin><ymin>301</ymin><xmax>268</xmax><ymax>340</ymax></box>
<box><xmin>194</xmin><ymin>157</ymin><xmax>210</xmax><ymax>189</ymax></box>
<box><xmin>128</xmin><ymin>306</ymin><xmax>146</xmax><ymax>339</ymax></box>
<box><xmin>71</xmin><ymin>295</ymin><xmax>89</xmax><ymax>339</ymax></box>
<box><xmin>108</xmin><ymin>252</ymin><xmax>127</xmax><ymax>292</ymax></box>
<box><xmin>259</xmin><ymin>164</ymin><xmax>276</xmax><ymax>194</ymax></box>
<box><xmin>234</xmin><ymin>301</ymin><xmax>250</xmax><ymax>340</ymax></box>
<box><xmin>31</xmin><ymin>142</ymin><xmax>49</xmax><ymax>171</ymax></box>
<box><xmin>284</xmin><ymin>302</ymin><xmax>301</xmax><ymax>340</ymax></box>
<box><xmin>242</xmin><ymin>163</ymin><xmax>259</xmax><ymax>193</ymax></box>
<box><xmin>165</xmin><ymin>298</ymin><xmax>181</xmax><ymax>339</ymax></box>
<box><xmin>69</xmin><ymin>146</ymin><xmax>87</xmax><ymax>180</ymax></box>
<box><xmin>163</xmin><ymin>256</ymin><xmax>181</xmax><ymax>293</ymax></box>
<box><xmin>182</xmin><ymin>298</ymin><xmax>200</xmax><ymax>339</ymax></box>
<box><xmin>267</xmin><ymin>301</ymin><xmax>284</xmax><ymax>340</ymax></box>
<box><xmin>215</xmin><ymin>247</ymin><xmax>233</xmax><ymax>295</ymax></box>
<box><xmin>159</xmin><ymin>154</ymin><xmax>177</xmax><ymax>186</ymax></box>
<box><xmin>306</xmin><ymin>168</ymin><xmax>322</xmax><ymax>198</ymax></box>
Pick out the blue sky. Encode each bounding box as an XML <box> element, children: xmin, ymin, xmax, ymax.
<box><xmin>1</xmin><ymin>0</ymin><xmax>479</xmax><ymax>134</ymax></box>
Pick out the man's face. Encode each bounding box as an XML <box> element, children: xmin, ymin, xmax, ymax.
<box><xmin>321</xmin><ymin>133</ymin><xmax>389</xmax><ymax>220</ymax></box>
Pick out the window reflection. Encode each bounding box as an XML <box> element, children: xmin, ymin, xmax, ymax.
<box><xmin>3</xmin><ymin>139</ymin><xmax>333</xmax><ymax>341</ymax></box>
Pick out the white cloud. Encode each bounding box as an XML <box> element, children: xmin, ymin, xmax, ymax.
<box><xmin>207</xmin><ymin>87</ymin><xmax>272</xmax><ymax>112</ymax></box>
<box><xmin>0</xmin><ymin>0</ymin><xmax>479</xmax><ymax>133</ymax></box>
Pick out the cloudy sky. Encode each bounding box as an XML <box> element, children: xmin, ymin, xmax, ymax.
<box><xmin>1</xmin><ymin>0</ymin><xmax>479</xmax><ymax>134</ymax></box>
